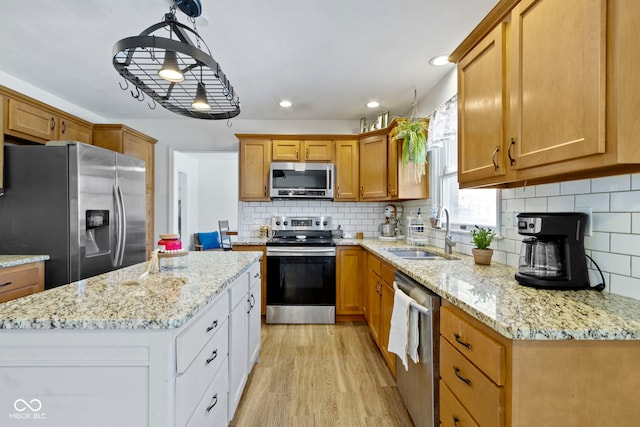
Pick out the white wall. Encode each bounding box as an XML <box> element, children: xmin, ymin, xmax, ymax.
<box><xmin>172</xmin><ymin>152</ymin><xmax>199</xmax><ymax>250</ymax></box>
<box><xmin>195</xmin><ymin>152</ymin><xmax>239</xmax><ymax>233</ymax></box>
<box><xmin>0</xmin><ymin>71</ymin><xmax>106</xmax><ymax>124</ymax></box>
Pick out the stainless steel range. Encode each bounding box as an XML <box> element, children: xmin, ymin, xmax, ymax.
<box><xmin>265</xmin><ymin>216</ymin><xmax>336</xmax><ymax>324</ymax></box>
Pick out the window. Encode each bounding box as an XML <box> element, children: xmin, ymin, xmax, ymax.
<box><xmin>428</xmin><ymin>96</ymin><xmax>499</xmax><ymax>230</ymax></box>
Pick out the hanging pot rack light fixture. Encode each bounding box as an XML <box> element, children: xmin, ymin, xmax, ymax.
<box><xmin>112</xmin><ymin>0</ymin><xmax>240</xmax><ymax>120</ymax></box>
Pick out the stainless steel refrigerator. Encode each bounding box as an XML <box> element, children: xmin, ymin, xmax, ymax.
<box><xmin>0</xmin><ymin>142</ymin><xmax>146</xmax><ymax>289</ymax></box>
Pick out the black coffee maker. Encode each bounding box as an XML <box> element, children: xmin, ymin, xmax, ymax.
<box><xmin>515</xmin><ymin>212</ymin><xmax>590</xmax><ymax>290</ymax></box>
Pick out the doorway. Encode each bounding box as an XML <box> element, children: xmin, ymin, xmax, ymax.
<box><xmin>171</xmin><ymin>149</ymin><xmax>239</xmax><ymax>249</ymax></box>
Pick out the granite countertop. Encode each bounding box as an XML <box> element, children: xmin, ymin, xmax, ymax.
<box><xmin>356</xmin><ymin>239</ymin><xmax>640</xmax><ymax>341</ymax></box>
<box><xmin>0</xmin><ymin>255</ymin><xmax>50</xmax><ymax>268</ymax></box>
<box><xmin>0</xmin><ymin>251</ymin><xmax>262</xmax><ymax>330</ymax></box>
<box><xmin>232</xmin><ymin>237</ymin><xmax>269</xmax><ymax>246</ymax></box>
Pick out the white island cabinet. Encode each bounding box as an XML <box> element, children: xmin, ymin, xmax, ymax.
<box><xmin>0</xmin><ymin>251</ymin><xmax>262</xmax><ymax>427</ymax></box>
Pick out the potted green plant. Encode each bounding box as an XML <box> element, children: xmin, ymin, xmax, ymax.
<box><xmin>392</xmin><ymin>118</ymin><xmax>429</xmax><ymax>183</ymax></box>
<box><xmin>469</xmin><ymin>225</ymin><xmax>496</xmax><ymax>265</ymax></box>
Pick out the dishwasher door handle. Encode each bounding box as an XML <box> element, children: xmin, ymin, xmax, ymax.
<box><xmin>393</xmin><ymin>281</ymin><xmax>432</xmax><ymax>315</ymax></box>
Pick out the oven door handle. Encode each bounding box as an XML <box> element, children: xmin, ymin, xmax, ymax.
<box><xmin>267</xmin><ymin>247</ymin><xmax>336</xmax><ymax>257</ymax></box>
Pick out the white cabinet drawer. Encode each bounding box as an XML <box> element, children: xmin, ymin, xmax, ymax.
<box><xmin>186</xmin><ymin>359</ymin><xmax>229</xmax><ymax>427</ymax></box>
<box><xmin>176</xmin><ymin>318</ymin><xmax>229</xmax><ymax>426</ymax></box>
<box><xmin>248</xmin><ymin>262</ymin><xmax>260</xmax><ymax>288</ymax></box>
<box><xmin>229</xmin><ymin>273</ymin><xmax>249</xmax><ymax>309</ymax></box>
<box><xmin>176</xmin><ymin>294</ymin><xmax>228</xmax><ymax>374</ymax></box>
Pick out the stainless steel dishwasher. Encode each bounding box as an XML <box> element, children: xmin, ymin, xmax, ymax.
<box><xmin>394</xmin><ymin>271</ymin><xmax>440</xmax><ymax>427</ymax></box>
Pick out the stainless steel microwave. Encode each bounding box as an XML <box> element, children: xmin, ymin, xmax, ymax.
<box><xmin>269</xmin><ymin>162</ymin><xmax>334</xmax><ymax>199</ymax></box>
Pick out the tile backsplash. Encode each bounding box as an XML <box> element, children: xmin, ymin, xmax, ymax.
<box><xmin>241</xmin><ymin>173</ymin><xmax>640</xmax><ymax>300</ymax></box>
<box><xmin>240</xmin><ymin>200</ymin><xmax>391</xmax><ymax>238</ymax></box>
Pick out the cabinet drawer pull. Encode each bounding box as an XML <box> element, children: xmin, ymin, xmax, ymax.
<box><xmin>360</xmin><ymin>186</ymin><xmax>364</xmax><ymax>197</ymax></box>
<box><xmin>0</xmin><ymin>281</ymin><xmax>12</xmax><ymax>288</ymax></box>
<box><xmin>491</xmin><ymin>146</ymin><xmax>499</xmax><ymax>170</ymax></box>
<box><xmin>206</xmin><ymin>319</ymin><xmax>218</xmax><ymax>332</ymax></box>
<box><xmin>206</xmin><ymin>393</ymin><xmax>218</xmax><ymax>413</ymax></box>
<box><xmin>453</xmin><ymin>417</ymin><xmax>460</xmax><ymax>427</ymax></box>
<box><xmin>508</xmin><ymin>138</ymin><xmax>515</xmax><ymax>166</ymax></box>
<box><xmin>454</xmin><ymin>367</ymin><xmax>472</xmax><ymax>386</ymax></box>
<box><xmin>61</xmin><ymin>120</ymin><xmax>66</xmax><ymax>134</ymax></box>
<box><xmin>454</xmin><ymin>333</ymin><xmax>472</xmax><ymax>349</ymax></box>
<box><xmin>205</xmin><ymin>349</ymin><xmax>218</xmax><ymax>365</ymax></box>
<box><xmin>250</xmin><ymin>293</ymin><xmax>256</xmax><ymax>309</ymax></box>
<box><xmin>305</xmin><ymin>147</ymin><xmax>309</xmax><ymax>159</ymax></box>
<box><xmin>50</xmin><ymin>117</ymin><xmax>55</xmax><ymax>130</ymax></box>
<box><xmin>253</xmin><ymin>272</ymin><xmax>260</xmax><ymax>279</ymax></box>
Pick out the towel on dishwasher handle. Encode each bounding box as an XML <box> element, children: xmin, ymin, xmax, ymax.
<box><xmin>387</xmin><ymin>288</ymin><xmax>420</xmax><ymax>371</ymax></box>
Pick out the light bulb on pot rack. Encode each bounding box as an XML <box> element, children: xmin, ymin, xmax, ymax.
<box><xmin>192</xmin><ymin>65</ymin><xmax>211</xmax><ymax>111</ymax></box>
<box><xmin>112</xmin><ymin>0</ymin><xmax>240</xmax><ymax>120</ymax></box>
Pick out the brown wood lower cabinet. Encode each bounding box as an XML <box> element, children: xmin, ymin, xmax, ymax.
<box><xmin>366</xmin><ymin>252</ymin><xmax>396</xmax><ymax>375</ymax></box>
<box><xmin>441</xmin><ymin>300</ymin><xmax>640</xmax><ymax>426</ymax></box>
<box><xmin>336</xmin><ymin>246</ymin><xmax>365</xmax><ymax>318</ymax></box>
<box><xmin>0</xmin><ymin>262</ymin><xmax>45</xmax><ymax>303</ymax></box>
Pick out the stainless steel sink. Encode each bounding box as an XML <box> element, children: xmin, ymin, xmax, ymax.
<box><xmin>384</xmin><ymin>249</ymin><xmax>445</xmax><ymax>260</ymax></box>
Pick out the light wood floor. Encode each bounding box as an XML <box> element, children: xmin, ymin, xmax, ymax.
<box><xmin>230</xmin><ymin>322</ymin><xmax>414</xmax><ymax>427</ymax></box>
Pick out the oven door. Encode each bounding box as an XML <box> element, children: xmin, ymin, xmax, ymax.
<box><xmin>266</xmin><ymin>246</ymin><xmax>336</xmax><ymax>323</ymax></box>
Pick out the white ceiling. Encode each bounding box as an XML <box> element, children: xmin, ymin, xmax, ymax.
<box><xmin>0</xmin><ymin>0</ymin><xmax>497</xmax><ymax>121</ymax></box>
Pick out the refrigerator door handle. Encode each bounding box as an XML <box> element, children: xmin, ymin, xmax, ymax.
<box><xmin>116</xmin><ymin>184</ymin><xmax>127</xmax><ymax>266</ymax></box>
<box><xmin>112</xmin><ymin>185</ymin><xmax>122</xmax><ymax>268</ymax></box>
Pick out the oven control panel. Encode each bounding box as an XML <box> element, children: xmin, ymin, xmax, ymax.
<box><xmin>271</xmin><ymin>216</ymin><xmax>332</xmax><ymax>231</ymax></box>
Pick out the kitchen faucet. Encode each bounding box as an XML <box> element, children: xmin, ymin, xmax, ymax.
<box><xmin>441</xmin><ymin>207</ymin><xmax>456</xmax><ymax>255</ymax></box>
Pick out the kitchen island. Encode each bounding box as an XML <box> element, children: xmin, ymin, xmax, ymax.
<box><xmin>0</xmin><ymin>251</ymin><xmax>262</xmax><ymax>427</ymax></box>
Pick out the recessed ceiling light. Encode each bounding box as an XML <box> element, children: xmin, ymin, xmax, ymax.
<box><xmin>429</xmin><ymin>55</ymin><xmax>450</xmax><ymax>66</ymax></box>
<box><xmin>367</xmin><ymin>101</ymin><xmax>379</xmax><ymax>108</ymax></box>
<box><xmin>279</xmin><ymin>100</ymin><xmax>292</xmax><ymax>108</ymax></box>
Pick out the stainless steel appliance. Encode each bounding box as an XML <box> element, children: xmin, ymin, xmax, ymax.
<box><xmin>266</xmin><ymin>216</ymin><xmax>336</xmax><ymax>323</ymax></box>
<box><xmin>0</xmin><ymin>142</ymin><xmax>146</xmax><ymax>289</ymax></box>
<box><xmin>394</xmin><ymin>271</ymin><xmax>440</xmax><ymax>427</ymax></box>
<box><xmin>269</xmin><ymin>162</ymin><xmax>334</xmax><ymax>199</ymax></box>
<box><xmin>515</xmin><ymin>212</ymin><xmax>590</xmax><ymax>289</ymax></box>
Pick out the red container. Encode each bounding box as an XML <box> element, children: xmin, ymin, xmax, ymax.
<box><xmin>158</xmin><ymin>234</ymin><xmax>182</xmax><ymax>251</ymax></box>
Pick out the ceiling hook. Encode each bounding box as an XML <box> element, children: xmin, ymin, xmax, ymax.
<box><xmin>148</xmin><ymin>98</ymin><xmax>157</xmax><ymax>110</ymax></box>
<box><xmin>137</xmin><ymin>89</ymin><xmax>145</xmax><ymax>102</ymax></box>
<box><xmin>130</xmin><ymin>86</ymin><xmax>140</xmax><ymax>99</ymax></box>
<box><xmin>226</xmin><ymin>118</ymin><xmax>232</xmax><ymax>128</ymax></box>
<box><xmin>119</xmin><ymin>79</ymin><xmax>129</xmax><ymax>91</ymax></box>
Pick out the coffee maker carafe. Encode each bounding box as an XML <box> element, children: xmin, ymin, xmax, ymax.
<box><xmin>515</xmin><ymin>212</ymin><xmax>590</xmax><ymax>289</ymax></box>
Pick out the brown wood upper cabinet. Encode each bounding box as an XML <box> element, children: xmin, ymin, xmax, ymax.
<box><xmin>388</xmin><ymin>130</ymin><xmax>429</xmax><ymax>200</ymax></box>
<box><xmin>452</xmin><ymin>0</ymin><xmax>640</xmax><ymax>188</ymax></box>
<box><xmin>238</xmin><ymin>138</ymin><xmax>271</xmax><ymax>201</ymax></box>
<box><xmin>359</xmin><ymin>134</ymin><xmax>388</xmax><ymax>200</ymax></box>
<box><xmin>5</xmin><ymin>96</ymin><xmax>93</xmax><ymax>145</ymax></box>
<box><xmin>334</xmin><ymin>140</ymin><xmax>359</xmax><ymax>201</ymax></box>
<box><xmin>272</xmin><ymin>139</ymin><xmax>333</xmax><ymax>162</ymax></box>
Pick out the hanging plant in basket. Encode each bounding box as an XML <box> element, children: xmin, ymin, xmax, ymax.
<box><xmin>392</xmin><ymin>118</ymin><xmax>429</xmax><ymax>184</ymax></box>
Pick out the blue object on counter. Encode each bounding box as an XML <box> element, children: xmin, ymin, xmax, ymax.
<box><xmin>198</xmin><ymin>232</ymin><xmax>221</xmax><ymax>250</ymax></box>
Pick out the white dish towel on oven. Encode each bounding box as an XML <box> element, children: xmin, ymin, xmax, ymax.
<box><xmin>387</xmin><ymin>288</ymin><xmax>420</xmax><ymax>371</ymax></box>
